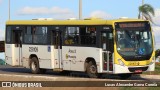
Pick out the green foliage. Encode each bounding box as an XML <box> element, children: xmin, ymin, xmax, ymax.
<box><xmin>120</xmin><ymin>87</ymin><xmax>145</xmax><ymax>90</ymax></box>
<box><xmin>0</xmin><ymin>59</ymin><xmax>5</xmax><ymax>65</ymax></box>
<box><xmin>138</xmin><ymin>4</ymin><xmax>155</xmax><ymax>23</ymax></box>
<box><xmin>155</xmin><ymin>49</ymin><xmax>160</xmax><ymax>58</ymax></box>
<box><xmin>121</xmin><ymin>87</ymin><xmax>160</xmax><ymax>90</ymax></box>
<box><xmin>143</xmin><ymin>63</ymin><xmax>160</xmax><ymax>75</ymax></box>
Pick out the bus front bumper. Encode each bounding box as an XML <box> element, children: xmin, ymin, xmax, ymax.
<box><xmin>113</xmin><ymin>62</ymin><xmax>155</xmax><ymax>74</ymax></box>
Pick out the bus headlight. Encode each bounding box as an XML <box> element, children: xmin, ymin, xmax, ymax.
<box><xmin>118</xmin><ymin>59</ymin><xmax>125</xmax><ymax>66</ymax></box>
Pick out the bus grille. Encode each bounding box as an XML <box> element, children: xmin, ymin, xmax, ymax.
<box><xmin>128</xmin><ymin>66</ymin><xmax>149</xmax><ymax>72</ymax></box>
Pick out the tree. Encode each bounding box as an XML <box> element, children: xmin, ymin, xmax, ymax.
<box><xmin>138</xmin><ymin>4</ymin><xmax>155</xmax><ymax>22</ymax></box>
<box><xmin>155</xmin><ymin>49</ymin><xmax>160</xmax><ymax>58</ymax></box>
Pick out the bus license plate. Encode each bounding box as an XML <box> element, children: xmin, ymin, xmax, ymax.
<box><xmin>135</xmin><ymin>70</ymin><xmax>142</xmax><ymax>73</ymax></box>
<box><xmin>129</xmin><ymin>62</ymin><xmax>140</xmax><ymax>66</ymax></box>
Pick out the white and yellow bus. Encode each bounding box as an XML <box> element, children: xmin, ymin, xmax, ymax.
<box><xmin>5</xmin><ymin>18</ymin><xmax>155</xmax><ymax>79</ymax></box>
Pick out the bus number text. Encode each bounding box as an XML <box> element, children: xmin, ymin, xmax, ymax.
<box><xmin>29</xmin><ymin>47</ymin><xmax>38</xmax><ymax>52</ymax></box>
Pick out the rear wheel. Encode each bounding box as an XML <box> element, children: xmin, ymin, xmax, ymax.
<box><xmin>118</xmin><ymin>74</ymin><xmax>132</xmax><ymax>79</ymax></box>
<box><xmin>30</xmin><ymin>57</ymin><xmax>41</xmax><ymax>74</ymax></box>
<box><xmin>86</xmin><ymin>61</ymin><xmax>99</xmax><ymax>78</ymax></box>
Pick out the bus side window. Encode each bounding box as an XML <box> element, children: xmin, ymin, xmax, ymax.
<box><xmin>64</xmin><ymin>27</ymin><xmax>79</xmax><ymax>45</ymax></box>
<box><xmin>6</xmin><ymin>26</ymin><xmax>12</xmax><ymax>43</ymax></box>
<box><xmin>32</xmin><ymin>26</ymin><xmax>48</xmax><ymax>44</ymax></box>
<box><xmin>80</xmin><ymin>26</ymin><xmax>96</xmax><ymax>45</ymax></box>
<box><xmin>24</xmin><ymin>26</ymin><xmax>32</xmax><ymax>44</ymax></box>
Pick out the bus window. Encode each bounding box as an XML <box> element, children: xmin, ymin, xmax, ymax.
<box><xmin>6</xmin><ymin>26</ymin><xmax>12</xmax><ymax>43</ymax></box>
<box><xmin>64</xmin><ymin>27</ymin><xmax>79</xmax><ymax>45</ymax></box>
<box><xmin>13</xmin><ymin>31</ymin><xmax>22</xmax><ymax>47</ymax></box>
<box><xmin>80</xmin><ymin>26</ymin><xmax>96</xmax><ymax>45</ymax></box>
<box><xmin>101</xmin><ymin>31</ymin><xmax>113</xmax><ymax>52</ymax></box>
<box><xmin>24</xmin><ymin>26</ymin><xmax>32</xmax><ymax>44</ymax></box>
<box><xmin>32</xmin><ymin>26</ymin><xmax>48</xmax><ymax>44</ymax></box>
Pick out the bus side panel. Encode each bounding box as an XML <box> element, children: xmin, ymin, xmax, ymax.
<box><xmin>38</xmin><ymin>46</ymin><xmax>51</xmax><ymax>69</ymax></box>
<box><xmin>5</xmin><ymin>44</ymin><xmax>13</xmax><ymax>65</ymax></box>
<box><xmin>51</xmin><ymin>46</ymin><xmax>55</xmax><ymax>69</ymax></box>
<box><xmin>62</xmin><ymin>46</ymin><xmax>101</xmax><ymax>72</ymax></box>
<box><xmin>21</xmin><ymin>45</ymin><xmax>30</xmax><ymax>68</ymax></box>
<box><xmin>22</xmin><ymin>45</ymin><xmax>52</xmax><ymax>69</ymax></box>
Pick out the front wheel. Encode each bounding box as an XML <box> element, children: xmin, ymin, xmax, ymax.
<box><xmin>86</xmin><ymin>61</ymin><xmax>99</xmax><ymax>78</ymax></box>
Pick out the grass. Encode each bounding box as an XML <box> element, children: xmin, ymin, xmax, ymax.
<box><xmin>120</xmin><ymin>87</ymin><xmax>141</xmax><ymax>90</ymax></box>
<box><xmin>143</xmin><ymin>62</ymin><xmax>160</xmax><ymax>75</ymax></box>
<box><xmin>120</xmin><ymin>87</ymin><xmax>160</xmax><ymax>90</ymax></box>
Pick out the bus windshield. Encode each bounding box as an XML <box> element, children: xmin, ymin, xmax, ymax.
<box><xmin>115</xmin><ymin>22</ymin><xmax>153</xmax><ymax>61</ymax></box>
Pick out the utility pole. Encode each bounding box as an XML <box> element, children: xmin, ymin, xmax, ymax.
<box><xmin>8</xmin><ymin>0</ymin><xmax>10</xmax><ymax>20</ymax></box>
<box><xmin>142</xmin><ymin>0</ymin><xmax>144</xmax><ymax>5</ymax></box>
<box><xmin>79</xmin><ymin>0</ymin><xmax>82</xmax><ymax>20</ymax></box>
<box><xmin>141</xmin><ymin>0</ymin><xmax>144</xmax><ymax>19</ymax></box>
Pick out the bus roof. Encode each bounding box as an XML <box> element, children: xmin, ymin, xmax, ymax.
<box><xmin>6</xmin><ymin>18</ymin><xmax>147</xmax><ymax>26</ymax></box>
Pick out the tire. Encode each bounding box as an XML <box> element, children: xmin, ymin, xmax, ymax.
<box><xmin>118</xmin><ymin>74</ymin><xmax>132</xmax><ymax>80</ymax></box>
<box><xmin>30</xmin><ymin>57</ymin><xmax>41</xmax><ymax>74</ymax></box>
<box><xmin>86</xmin><ymin>61</ymin><xmax>99</xmax><ymax>78</ymax></box>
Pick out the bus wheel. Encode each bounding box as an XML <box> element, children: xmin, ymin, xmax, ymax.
<box><xmin>30</xmin><ymin>57</ymin><xmax>41</xmax><ymax>74</ymax></box>
<box><xmin>118</xmin><ymin>74</ymin><xmax>132</xmax><ymax>80</ymax></box>
<box><xmin>86</xmin><ymin>61</ymin><xmax>98</xmax><ymax>78</ymax></box>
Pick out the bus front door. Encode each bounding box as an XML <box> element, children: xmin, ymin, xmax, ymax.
<box><xmin>13</xmin><ymin>30</ymin><xmax>23</xmax><ymax>66</ymax></box>
<box><xmin>53</xmin><ymin>31</ymin><xmax>62</xmax><ymax>70</ymax></box>
<box><xmin>101</xmin><ymin>30</ymin><xmax>114</xmax><ymax>72</ymax></box>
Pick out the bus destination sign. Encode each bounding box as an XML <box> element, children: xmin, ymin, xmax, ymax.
<box><xmin>116</xmin><ymin>22</ymin><xmax>147</xmax><ymax>28</ymax></box>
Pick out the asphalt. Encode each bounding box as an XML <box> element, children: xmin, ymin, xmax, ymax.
<box><xmin>0</xmin><ymin>65</ymin><xmax>159</xmax><ymax>81</ymax></box>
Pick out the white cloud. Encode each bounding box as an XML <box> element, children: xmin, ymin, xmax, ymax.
<box><xmin>89</xmin><ymin>11</ymin><xmax>112</xmax><ymax>19</ymax></box>
<box><xmin>17</xmin><ymin>6</ymin><xmax>76</xmax><ymax>19</ymax></box>
<box><xmin>153</xmin><ymin>9</ymin><xmax>160</xmax><ymax>26</ymax></box>
<box><xmin>0</xmin><ymin>29</ymin><xmax>5</xmax><ymax>41</ymax></box>
<box><xmin>152</xmin><ymin>9</ymin><xmax>160</xmax><ymax>49</ymax></box>
<box><xmin>152</xmin><ymin>26</ymin><xmax>160</xmax><ymax>49</ymax></box>
<box><xmin>0</xmin><ymin>0</ymin><xmax>2</xmax><ymax>4</ymax></box>
<box><xmin>18</xmin><ymin>6</ymin><xmax>72</xmax><ymax>15</ymax></box>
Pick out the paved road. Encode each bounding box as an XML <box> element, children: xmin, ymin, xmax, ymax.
<box><xmin>0</xmin><ymin>65</ymin><xmax>159</xmax><ymax>82</ymax></box>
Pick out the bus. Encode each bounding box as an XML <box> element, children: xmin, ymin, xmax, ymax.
<box><xmin>5</xmin><ymin>18</ymin><xmax>155</xmax><ymax>79</ymax></box>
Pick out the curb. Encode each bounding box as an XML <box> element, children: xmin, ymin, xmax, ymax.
<box><xmin>140</xmin><ymin>74</ymin><xmax>160</xmax><ymax>79</ymax></box>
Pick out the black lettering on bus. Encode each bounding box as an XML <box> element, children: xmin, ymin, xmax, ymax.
<box><xmin>29</xmin><ymin>47</ymin><xmax>38</xmax><ymax>52</ymax></box>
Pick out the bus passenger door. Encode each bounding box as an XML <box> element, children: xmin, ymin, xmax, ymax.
<box><xmin>101</xmin><ymin>30</ymin><xmax>114</xmax><ymax>72</ymax></box>
<box><xmin>52</xmin><ymin>31</ymin><xmax>62</xmax><ymax>69</ymax></box>
<box><xmin>13</xmin><ymin>30</ymin><xmax>23</xmax><ymax>66</ymax></box>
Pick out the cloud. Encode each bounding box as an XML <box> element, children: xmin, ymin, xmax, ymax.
<box><xmin>17</xmin><ymin>6</ymin><xmax>76</xmax><ymax>19</ymax></box>
<box><xmin>0</xmin><ymin>29</ymin><xmax>5</xmax><ymax>41</ymax></box>
<box><xmin>0</xmin><ymin>0</ymin><xmax>2</xmax><ymax>4</ymax></box>
<box><xmin>152</xmin><ymin>26</ymin><xmax>160</xmax><ymax>49</ymax></box>
<box><xmin>152</xmin><ymin>9</ymin><xmax>160</xmax><ymax>49</ymax></box>
<box><xmin>18</xmin><ymin>6</ymin><xmax>73</xmax><ymax>15</ymax></box>
<box><xmin>153</xmin><ymin>9</ymin><xmax>160</xmax><ymax>26</ymax></box>
<box><xmin>89</xmin><ymin>11</ymin><xmax>112</xmax><ymax>19</ymax></box>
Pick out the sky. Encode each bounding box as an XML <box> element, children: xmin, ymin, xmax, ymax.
<box><xmin>0</xmin><ymin>0</ymin><xmax>160</xmax><ymax>59</ymax></box>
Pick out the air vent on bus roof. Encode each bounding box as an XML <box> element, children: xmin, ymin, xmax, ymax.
<box><xmin>84</xmin><ymin>17</ymin><xmax>102</xmax><ymax>20</ymax></box>
<box><xmin>32</xmin><ymin>18</ymin><xmax>54</xmax><ymax>20</ymax></box>
<box><xmin>67</xmin><ymin>18</ymin><xmax>77</xmax><ymax>20</ymax></box>
<box><xmin>119</xmin><ymin>17</ymin><xmax>129</xmax><ymax>19</ymax></box>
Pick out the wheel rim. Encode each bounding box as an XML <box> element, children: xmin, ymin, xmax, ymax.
<box><xmin>89</xmin><ymin>65</ymin><xmax>97</xmax><ymax>73</ymax></box>
<box><xmin>31</xmin><ymin>62</ymin><xmax>37</xmax><ymax>71</ymax></box>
